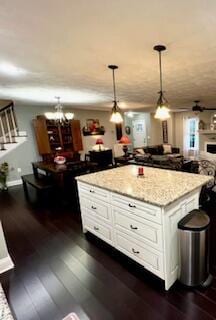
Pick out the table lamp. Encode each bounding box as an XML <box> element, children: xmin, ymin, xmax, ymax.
<box><xmin>95</xmin><ymin>138</ymin><xmax>104</xmax><ymax>151</ymax></box>
<box><xmin>119</xmin><ymin>135</ymin><xmax>131</xmax><ymax>156</ymax></box>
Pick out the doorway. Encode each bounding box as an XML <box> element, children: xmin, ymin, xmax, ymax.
<box><xmin>132</xmin><ymin>119</ymin><xmax>147</xmax><ymax>148</ymax></box>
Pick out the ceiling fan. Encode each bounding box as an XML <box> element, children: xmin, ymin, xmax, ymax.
<box><xmin>192</xmin><ymin>100</ymin><xmax>216</xmax><ymax>112</ymax></box>
<box><xmin>170</xmin><ymin>100</ymin><xmax>216</xmax><ymax>113</ymax></box>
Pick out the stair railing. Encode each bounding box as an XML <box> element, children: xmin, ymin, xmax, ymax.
<box><xmin>0</xmin><ymin>101</ymin><xmax>19</xmax><ymax>150</ymax></box>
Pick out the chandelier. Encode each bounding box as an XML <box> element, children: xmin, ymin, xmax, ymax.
<box><xmin>108</xmin><ymin>65</ymin><xmax>123</xmax><ymax>124</ymax></box>
<box><xmin>153</xmin><ymin>45</ymin><xmax>170</xmax><ymax>120</ymax></box>
<box><xmin>45</xmin><ymin>97</ymin><xmax>74</xmax><ymax>124</ymax></box>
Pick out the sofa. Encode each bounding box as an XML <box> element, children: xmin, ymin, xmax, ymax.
<box><xmin>143</xmin><ymin>144</ymin><xmax>180</xmax><ymax>156</ymax></box>
<box><xmin>133</xmin><ymin>144</ymin><xmax>182</xmax><ymax>169</ymax></box>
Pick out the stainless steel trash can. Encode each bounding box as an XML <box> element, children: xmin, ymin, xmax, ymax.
<box><xmin>178</xmin><ymin>209</ymin><xmax>212</xmax><ymax>287</ymax></box>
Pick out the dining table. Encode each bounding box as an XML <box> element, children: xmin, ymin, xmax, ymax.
<box><xmin>32</xmin><ymin>160</ymin><xmax>97</xmax><ymax>205</ymax></box>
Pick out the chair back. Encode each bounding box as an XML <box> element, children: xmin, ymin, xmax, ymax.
<box><xmin>89</xmin><ymin>149</ymin><xmax>113</xmax><ymax>167</ymax></box>
<box><xmin>113</xmin><ymin>144</ymin><xmax>124</xmax><ymax>157</ymax></box>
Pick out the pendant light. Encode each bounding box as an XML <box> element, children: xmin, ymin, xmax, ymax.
<box><xmin>153</xmin><ymin>45</ymin><xmax>170</xmax><ymax>120</ymax></box>
<box><xmin>45</xmin><ymin>97</ymin><xmax>74</xmax><ymax>124</ymax></box>
<box><xmin>108</xmin><ymin>65</ymin><xmax>123</xmax><ymax>123</ymax></box>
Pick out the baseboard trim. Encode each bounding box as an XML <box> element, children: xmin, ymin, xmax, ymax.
<box><xmin>7</xmin><ymin>179</ymin><xmax>22</xmax><ymax>187</ymax></box>
<box><xmin>0</xmin><ymin>256</ymin><xmax>14</xmax><ymax>274</ymax></box>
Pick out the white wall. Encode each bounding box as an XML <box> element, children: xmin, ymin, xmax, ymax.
<box><xmin>1</xmin><ymin>104</ymin><xmax>117</xmax><ymax>182</ymax></box>
<box><xmin>124</xmin><ymin>112</ymin><xmax>175</xmax><ymax>147</ymax></box>
<box><xmin>150</xmin><ymin>113</ymin><xmax>175</xmax><ymax>146</ymax></box>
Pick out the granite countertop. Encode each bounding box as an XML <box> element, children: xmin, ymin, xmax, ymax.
<box><xmin>76</xmin><ymin>165</ymin><xmax>213</xmax><ymax>207</ymax></box>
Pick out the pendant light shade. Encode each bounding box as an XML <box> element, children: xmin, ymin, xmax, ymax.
<box><xmin>108</xmin><ymin>65</ymin><xmax>123</xmax><ymax>124</ymax></box>
<box><xmin>153</xmin><ymin>45</ymin><xmax>170</xmax><ymax>120</ymax></box>
<box><xmin>154</xmin><ymin>105</ymin><xmax>170</xmax><ymax>120</ymax></box>
<box><xmin>110</xmin><ymin>101</ymin><xmax>123</xmax><ymax>123</ymax></box>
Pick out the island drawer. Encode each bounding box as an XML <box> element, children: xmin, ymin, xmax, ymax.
<box><xmin>78</xmin><ymin>182</ymin><xmax>110</xmax><ymax>202</ymax></box>
<box><xmin>83</xmin><ymin>215</ymin><xmax>113</xmax><ymax>245</ymax></box>
<box><xmin>115</xmin><ymin>231</ymin><xmax>164</xmax><ymax>279</ymax></box>
<box><xmin>111</xmin><ymin>193</ymin><xmax>162</xmax><ymax>224</ymax></box>
<box><xmin>112</xmin><ymin>207</ymin><xmax>163</xmax><ymax>251</ymax></box>
<box><xmin>79</xmin><ymin>196</ymin><xmax>111</xmax><ymax>222</ymax></box>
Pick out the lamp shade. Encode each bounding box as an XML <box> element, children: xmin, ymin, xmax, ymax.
<box><xmin>96</xmin><ymin>138</ymin><xmax>104</xmax><ymax>145</ymax></box>
<box><xmin>119</xmin><ymin>135</ymin><xmax>131</xmax><ymax>144</ymax></box>
<box><xmin>110</xmin><ymin>109</ymin><xmax>123</xmax><ymax>124</ymax></box>
<box><xmin>154</xmin><ymin>105</ymin><xmax>170</xmax><ymax>120</ymax></box>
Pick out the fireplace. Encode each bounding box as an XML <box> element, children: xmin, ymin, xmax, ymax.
<box><xmin>205</xmin><ymin>142</ymin><xmax>216</xmax><ymax>154</ymax></box>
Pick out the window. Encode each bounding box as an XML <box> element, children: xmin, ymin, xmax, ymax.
<box><xmin>189</xmin><ymin>118</ymin><xmax>196</xmax><ymax>149</ymax></box>
<box><xmin>183</xmin><ymin>117</ymin><xmax>199</xmax><ymax>157</ymax></box>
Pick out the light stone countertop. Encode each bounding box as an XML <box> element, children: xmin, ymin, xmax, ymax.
<box><xmin>76</xmin><ymin>165</ymin><xmax>213</xmax><ymax>207</ymax></box>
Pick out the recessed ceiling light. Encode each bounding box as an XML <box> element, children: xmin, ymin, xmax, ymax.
<box><xmin>0</xmin><ymin>62</ymin><xmax>28</xmax><ymax>76</ymax></box>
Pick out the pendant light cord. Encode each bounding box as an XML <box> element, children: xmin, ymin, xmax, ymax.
<box><xmin>158</xmin><ymin>51</ymin><xmax>163</xmax><ymax>93</ymax></box>
<box><xmin>112</xmin><ymin>69</ymin><xmax>117</xmax><ymax>101</ymax></box>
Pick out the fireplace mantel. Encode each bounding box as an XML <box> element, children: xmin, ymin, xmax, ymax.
<box><xmin>199</xmin><ymin>130</ymin><xmax>216</xmax><ymax>135</ymax></box>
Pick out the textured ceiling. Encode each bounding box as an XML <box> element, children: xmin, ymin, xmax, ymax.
<box><xmin>1</xmin><ymin>0</ymin><xmax>216</xmax><ymax>111</ymax></box>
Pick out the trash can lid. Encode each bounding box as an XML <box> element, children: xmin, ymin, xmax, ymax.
<box><xmin>178</xmin><ymin>209</ymin><xmax>210</xmax><ymax>231</ymax></box>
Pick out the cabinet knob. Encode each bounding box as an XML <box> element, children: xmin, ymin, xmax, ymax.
<box><xmin>128</xmin><ymin>203</ymin><xmax>136</xmax><ymax>208</ymax></box>
<box><xmin>132</xmin><ymin>248</ymin><xmax>140</xmax><ymax>254</ymax></box>
<box><xmin>130</xmin><ymin>225</ymin><xmax>138</xmax><ymax>230</ymax></box>
<box><xmin>90</xmin><ymin>190</ymin><xmax>95</xmax><ymax>193</ymax></box>
<box><xmin>91</xmin><ymin>206</ymin><xmax>97</xmax><ymax>210</ymax></box>
<box><xmin>94</xmin><ymin>226</ymin><xmax>99</xmax><ymax>231</ymax></box>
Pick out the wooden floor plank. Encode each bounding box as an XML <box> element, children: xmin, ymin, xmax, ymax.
<box><xmin>1</xmin><ymin>273</ymin><xmax>40</xmax><ymax>320</ymax></box>
<box><xmin>1</xmin><ymin>187</ymin><xmax>216</xmax><ymax>320</ymax></box>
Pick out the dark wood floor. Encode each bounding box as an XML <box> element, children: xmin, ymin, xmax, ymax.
<box><xmin>1</xmin><ymin>187</ymin><xmax>216</xmax><ymax>320</ymax></box>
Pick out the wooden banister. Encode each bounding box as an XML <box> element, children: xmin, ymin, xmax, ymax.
<box><xmin>0</xmin><ymin>101</ymin><xmax>19</xmax><ymax>144</ymax></box>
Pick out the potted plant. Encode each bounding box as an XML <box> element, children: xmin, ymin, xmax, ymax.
<box><xmin>0</xmin><ymin>162</ymin><xmax>9</xmax><ymax>191</ymax></box>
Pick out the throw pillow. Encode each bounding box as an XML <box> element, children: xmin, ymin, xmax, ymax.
<box><xmin>163</xmin><ymin>144</ymin><xmax>172</xmax><ymax>154</ymax></box>
<box><xmin>136</xmin><ymin>148</ymin><xmax>145</xmax><ymax>155</ymax></box>
<box><xmin>199</xmin><ymin>151</ymin><xmax>216</xmax><ymax>165</ymax></box>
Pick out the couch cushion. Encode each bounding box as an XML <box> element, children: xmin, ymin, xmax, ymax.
<box><xmin>145</xmin><ymin>145</ymin><xmax>161</xmax><ymax>155</ymax></box>
<box><xmin>163</xmin><ymin>144</ymin><xmax>172</xmax><ymax>154</ymax></box>
<box><xmin>152</xmin><ymin>155</ymin><xmax>169</xmax><ymax>163</ymax></box>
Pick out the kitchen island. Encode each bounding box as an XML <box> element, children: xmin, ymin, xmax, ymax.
<box><xmin>76</xmin><ymin>165</ymin><xmax>212</xmax><ymax>290</ymax></box>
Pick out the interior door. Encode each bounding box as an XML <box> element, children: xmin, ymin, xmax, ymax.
<box><xmin>132</xmin><ymin>119</ymin><xmax>147</xmax><ymax>148</ymax></box>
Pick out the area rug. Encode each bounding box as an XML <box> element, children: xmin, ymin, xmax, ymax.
<box><xmin>0</xmin><ymin>284</ymin><xmax>14</xmax><ymax>320</ymax></box>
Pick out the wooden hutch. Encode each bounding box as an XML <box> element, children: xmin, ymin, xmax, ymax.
<box><xmin>33</xmin><ymin>115</ymin><xmax>83</xmax><ymax>161</ymax></box>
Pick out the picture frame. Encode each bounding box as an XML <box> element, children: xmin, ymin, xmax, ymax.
<box><xmin>162</xmin><ymin>120</ymin><xmax>168</xmax><ymax>143</ymax></box>
<box><xmin>125</xmin><ymin>125</ymin><xmax>131</xmax><ymax>135</ymax></box>
<box><xmin>82</xmin><ymin>119</ymin><xmax>105</xmax><ymax>136</ymax></box>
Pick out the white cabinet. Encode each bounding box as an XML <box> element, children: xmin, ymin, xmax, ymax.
<box><xmin>77</xmin><ymin>181</ymin><xmax>200</xmax><ymax>290</ymax></box>
<box><xmin>112</xmin><ymin>206</ymin><xmax>163</xmax><ymax>251</ymax></box>
<box><xmin>111</xmin><ymin>193</ymin><xmax>162</xmax><ymax>224</ymax></box>
<box><xmin>115</xmin><ymin>231</ymin><xmax>164</xmax><ymax>278</ymax></box>
<box><xmin>79</xmin><ymin>197</ymin><xmax>111</xmax><ymax>222</ymax></box>
<box><xmin>82</xmin><ymin>214</ymin><xmax>113</xmax><ymax>245</ymax></box>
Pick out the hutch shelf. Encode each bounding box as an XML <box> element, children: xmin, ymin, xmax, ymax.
<box><xmin>33</xmin><ymin>115</ymin><xmax>83</xmax><ymax>160</ymax></box>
